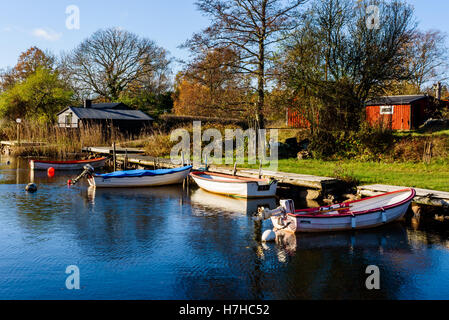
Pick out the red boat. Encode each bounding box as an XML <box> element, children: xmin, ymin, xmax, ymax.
<box><xmin>29</xmin><ymin>157</ymin><xmax>107</xmax><ymax>171</ymax></box>
<box><xmin>258</xmin><ymin>188</ymin><xmax>416</xmax><ymax>233</ymax></box>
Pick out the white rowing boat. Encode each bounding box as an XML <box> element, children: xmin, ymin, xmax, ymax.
<box><xmin>87</xmin><ymin>165</ymin><xmax>192</xmax><ymax>188</ymax></box>
<box><xmin>30</xmin><ymin>157</ymin><xmax>107</xmax><ymax>171</ymax></box>
<box><xmin>259</xmin><ymin>188</ymin><xmax>415</xmax><ymax>233</ymax></box>
<box><xmin>189</xmin><ymin>171</ymin><xmax>278</xmax><ymax>198</ymax></box>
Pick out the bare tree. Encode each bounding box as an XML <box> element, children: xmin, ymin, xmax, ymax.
<box><xmin>407</xmin><ymin>30</ymin><xmax>448</xmax><ymax>91</ymax></box>
<box><xmin>62</xmin><ymin>28</ymin><xmax>171</xmax><ymax>101</ymax></box>
<box><xmin>279</xmin><ymin>0</ymin><xmax>416</xmax><ymax>132</ymax></box>
<box><xmin>184</xmin><ymin>0</ymin><xmax>307</xmax><ymax>128</ymax></box>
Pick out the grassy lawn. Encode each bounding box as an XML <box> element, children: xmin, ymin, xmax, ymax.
<box><xmin>245</xmin><ymin>159</ymin><xmax>449</xmax><ymax>192</ymax></box>
<box><xmin>393</xmin><ymin>129</ymin><xmax>449</xmax><ymax>137</ymax></box>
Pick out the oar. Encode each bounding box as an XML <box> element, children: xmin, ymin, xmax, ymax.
<box><xmin>314</xmin><ymin>205</ymin><xmax>353</xmax><ymax>215</ymax></box>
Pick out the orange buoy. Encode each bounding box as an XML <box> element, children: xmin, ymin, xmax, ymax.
<box><xmin>47</xmin><ymin>167</ymin><xmax>55</xmax><ymax>178</ymax></box>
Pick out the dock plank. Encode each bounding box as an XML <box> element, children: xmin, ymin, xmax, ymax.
<box><xmin>82</xmin><ymin>146</ymin><xmax>145</xmax><ymax>154</ymax></box>
<box><xmin>1</xmin><ymin>141</ymin><xmax>45</xmax><ymax>146</ymax></box>
<box><xmin>358</xmin><ymin>184</ymin><xmax>449</xmax><ymax>207</ymax></box>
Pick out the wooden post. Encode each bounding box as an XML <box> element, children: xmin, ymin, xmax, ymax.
<box><xmin>233</xmin><ymin>162</ymin><xmax>238</xmax><ymax>176</ymax></box>
<box><xmin>113</xmin><ymin>142</ymin><xmax>117</xmax><ymax>172</ymax></box>
<box><xmin>125</xmin><ymin>148</ymin><xmax>128</xmax><ymax>170</ymax></box>
<box><xmin>17</xmin><ymin>122</ymin><xmax>20</xmax><ymax>147</ymax></box>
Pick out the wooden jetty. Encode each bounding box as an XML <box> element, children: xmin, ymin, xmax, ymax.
<box><xmin>1</xmin><ymin>141</ymin><xmax>46</xmax><ymax>155</ymax></box>
<box><xmin>358</xmin><ymin>184</ymin><xmax>449</xmax><ymax>208</ymax></box>
<box><xmin>1</xmin><ymin>141</ymin><xmax>45</xmax><ymax>147</ymax></box>
<box><xmin>82</xmin><ymin>146</ymin><xmax>145</xmax><ymax>155</ymax></box>
<box><xmin>83</xmin><ymin>147</ymin><xmax>341</xmax><ymax>199</ymax></box>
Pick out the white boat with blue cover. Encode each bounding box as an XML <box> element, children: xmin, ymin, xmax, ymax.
<box><xmin>88</xmin><ymin>165</ymin><xmax>192</xmax><ymax>188</ymax></box>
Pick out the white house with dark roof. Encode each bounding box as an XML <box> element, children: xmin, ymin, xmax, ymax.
<box><xmin>57</xmin><ymin>100</ymin><xmax>154</xmax><ymax>133</ymax></box>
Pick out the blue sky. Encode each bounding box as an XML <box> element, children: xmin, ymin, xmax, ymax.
<box><xmin>0</xmin><ymin>0</ymin><xmax>448</xmax><ymax>74</ymax></box>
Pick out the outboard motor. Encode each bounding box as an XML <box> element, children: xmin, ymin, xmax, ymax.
<box><xmin>256</xmin><ymin>199</ymin><xmax>295</xmax><ymax>221</ymax></box>
<box><xmin>68</xmin><ymin>164</ymin><xmax>95</xmax><ymax>186</ymax></box>
<box><xmin>280</xmin><ymin>199</ymin><xmax>295</xmax><ymax>214</ymax></box>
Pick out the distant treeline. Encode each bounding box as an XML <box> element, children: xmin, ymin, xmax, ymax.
<box><xmin>0</xmin><ymin>0</ymin><xmax>448</xmax><ymax>136</ymax></box>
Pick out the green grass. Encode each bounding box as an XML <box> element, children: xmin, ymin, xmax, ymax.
<box><xmin>393</xmin><ymin>129</ymin><xmax>449</xmax><ymax>137</ymax></box>
<box><xmin>244</xmin><ymin>158</ymin><xmax>449</xmax><ymax>192</ymax></box>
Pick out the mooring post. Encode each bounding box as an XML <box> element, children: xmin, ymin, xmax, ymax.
<box><xmin>125</xmin><ymin>148</ymin><xmax>128</xmax><ymax>170</ymax></box>
<box><xmin>16</xmin><ymin>119</ymin><xmax>21</xmax><ymax>147</ymax></box>
<box><xmin>233</xmin><ymin>162</ymin><xmax>238</xmax><ymax>176</ymax></box>
<box><xmin>113</xmin><ymin>142</ymin><xmax>117</xmax><ymax>172</ymax></box>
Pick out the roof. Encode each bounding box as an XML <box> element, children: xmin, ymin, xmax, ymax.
<box><xmin>59</xmin><ymin>107</ymin><xmax>154</xmax><ymax>121</ymax></box>
<box><xmin>81</xmin><ymin>103</ymin><xmax>129</xmax><ymax>110</ymax></box>
<box><xmin>365</xmin><ymin>95</ymin><xmax>429</xmax><ymax>106</ymax></box>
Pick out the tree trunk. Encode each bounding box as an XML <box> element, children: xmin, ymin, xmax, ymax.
<box><xmin>257</xmin><ymin>2</ymin><xmax>267</xmax><ymax>130</ymax></box>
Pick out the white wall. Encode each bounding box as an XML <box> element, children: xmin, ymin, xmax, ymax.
<box><xmin>58</xmin><ymin>110</ymin><xmax>79</xmax><ymax>128</ymax></box>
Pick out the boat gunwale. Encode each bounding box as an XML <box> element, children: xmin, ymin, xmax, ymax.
<box><xmin>289</xmin><ymin>188</ymin><xmax>416</xmax><ymax>219</ymax></box>
<box><xmin>190</xmin><ymin>171</ymin><xmax>273</xmax><ymax>184</ymax></box>
<box><xmin>30</xmin><ymin>157</ymin><xmax>108</xmax><ymax>165</ymax></box>
<box><xmin>93</xmin><ymin>165</ymin><xmax>193</xmax><ymax>179</ymax></box>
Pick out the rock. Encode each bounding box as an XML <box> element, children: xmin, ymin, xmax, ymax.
<box><xmin>411</xmin><ymin>204</ymin><xmax>422</xmax><ymax>215</ymax></box>
<box><xmin>343</xmin><ymin>194</ymin><xmax>359</xmax><ymax>202</ymax></box>
<box><xmin>306</xmin><ymin>189</ymin><xmax>321</xmax><ymax>201</ymax></box>
<box><xmin>297</xmin><ymin>150</ymin><xmax>310</xmax><ymax>160</ymax></box>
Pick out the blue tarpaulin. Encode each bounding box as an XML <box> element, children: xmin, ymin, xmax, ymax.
<box><xmin>95</xmin><ymin>165</ymin><xmax>192</xmax><ymax>179</ymax></box>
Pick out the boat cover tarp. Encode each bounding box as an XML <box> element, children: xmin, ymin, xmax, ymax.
<box><xmin>95</xmin><ymin>166</ymin><xmax>192</xmax><ymax>179</ymax></box>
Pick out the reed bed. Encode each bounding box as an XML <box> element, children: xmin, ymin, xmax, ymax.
<box><xmin>0</xmin><ymin>121</ymin><xmax>128</xmax><ymax>158</ymax></box>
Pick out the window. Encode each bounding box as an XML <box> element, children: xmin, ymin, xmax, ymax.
<box><xmin>380</xmin><ymin>106</ymin><xmax>394</xmax><ymax>115</ymax></box>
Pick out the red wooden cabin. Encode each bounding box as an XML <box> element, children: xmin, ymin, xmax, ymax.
<box><xmin>365</xmin><ymin>95</ymin><xmax>439</xmax><ymax>130</ymax></box>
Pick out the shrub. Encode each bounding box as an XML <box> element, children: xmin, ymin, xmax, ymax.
<box><xmin>308</xmin><ymin>130</ymin><xmax>338</xmax><ymax>159</ymax></box>
<box><xmin>144</xmin><ymin>131</ymin><xmax>176</xmax><ymax>157</ymax></box>
<box><xmin>333</xmin><ymin>165</ymin><xmax>361</xmax><ymax>190</ymax></box>
<box><xmin>357</xmin><ymin>122</ymin><xmax>394</xmax><ymax>156</ymax></box>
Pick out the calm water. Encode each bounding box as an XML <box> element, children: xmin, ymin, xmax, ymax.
<box><xmin>1</xmin><ymin>157</ymin><xmax>449</xmax><ymax>300</ymax></box>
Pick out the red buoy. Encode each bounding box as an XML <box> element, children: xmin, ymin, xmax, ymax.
<box><xmin>47</xmin><ymin>167</ymin><xmax>55</xmax><ymax>178</ymax></box>
<box><xmin>67</xmin><ymin>179</ymin><xmax>72</xmax><ymax>186</ymax></box>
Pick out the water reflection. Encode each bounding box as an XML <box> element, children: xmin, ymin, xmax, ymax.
<box><xmin>190</xmin><ymin>188</ymin><xmax>277</xmax><ymax>216</ymax></box>
<box><xmin>275</xmin><ymin>223</ymin><xmax>410</xmax><ymax>254</ymax></box>
<box><xmin>1</xmin><ymin>156</ymin><xmax>449</xmax><ymax>299</ymax></box>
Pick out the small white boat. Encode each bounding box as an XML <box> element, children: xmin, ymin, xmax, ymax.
<box><xmin>30</xmin><ymin>157</ymin><xmax>107</xmax><ymax>171</ymax></box>
<box><xmin>259</xmin><ymin>188</ymin><xmax>415</xmax><ymax>233</ymax></box>
<box><xmin>189</xmin><ymin>171</ymin><xmax>278</xmax><ymax>198</ymax></box>
<box><xmin>88</xmin><ymin>165</ymin><xmax>192</xmax><ymax>188</ymax></box>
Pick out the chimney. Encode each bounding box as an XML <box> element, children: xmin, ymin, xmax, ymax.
<box><xmin>84</xmin><ymin>99</ymin><xmax>92</xmax><ymax>108</ymax></box>
<box><xmin>435</xmin><ymin>82</ymin><xmax>442</xmax><ymax>100</ymax></box>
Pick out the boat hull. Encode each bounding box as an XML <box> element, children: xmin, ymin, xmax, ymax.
<box><xmin>272</xmin><ymin>189</ymin><xmax>415</xmax><ymax>233</ymax></box>
<box><xmin>190</xmin><ymin>171</ymin><xmax>278</xmax><ymax>198</ymax></box>
<box><xmin>88</xmin><ymin>167</ymin><xmax>191</xmax><ymax>188</ymax></box>
<box><xmin>30</xmin><ymin>158</ymin><xmax>107</xmax><ymax>171</ymax></box>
